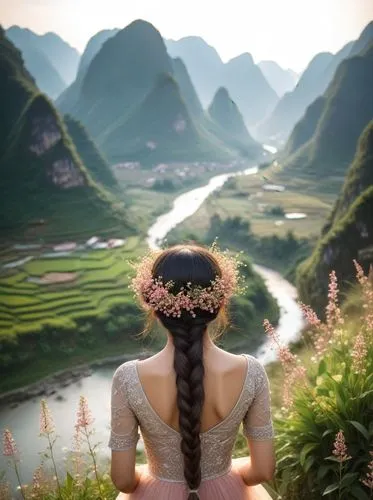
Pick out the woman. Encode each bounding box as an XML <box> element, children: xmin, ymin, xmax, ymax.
<box><xmin>109</xmin><ymin>245</ymin><xmax>275</xmax><ymax>499</ymax></box>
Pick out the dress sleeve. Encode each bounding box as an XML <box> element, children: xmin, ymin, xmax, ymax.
<box><xmin>108</xmin><ymin>363</ymin><xmax>140</xmax><ymax>451</ymax></box>
<box><xmin>242</xmin><ymin>358</ymin><xmax>275</xmax><ymax>441</ymax></box>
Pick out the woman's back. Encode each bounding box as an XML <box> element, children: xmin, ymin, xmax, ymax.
<box><xmin>110</xmin><ymin>351</ymin><xmax>274</xmax><ymax>490</ymax></box>
<box><xmin>136</xmin><ymin>347</ymin><xmax>249</xmax><ymax>433</ymax></box>
<box><xmin>109</xmin><ymin>245</ymin><xmax>275</xmax><ymax>499</ymax></box>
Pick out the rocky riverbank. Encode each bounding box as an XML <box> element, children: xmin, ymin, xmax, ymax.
<box><xmin>0</xmin><ymin>351</ymin><xmax>154</xmax><ymax>408</ymax></box>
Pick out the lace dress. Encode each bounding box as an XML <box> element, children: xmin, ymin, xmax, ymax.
<box><xmin>109</xmin><ymin>354</ymin><xmax>274</xmax><ymax>499</ymax></box>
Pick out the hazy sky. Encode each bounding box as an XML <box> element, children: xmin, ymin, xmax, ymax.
<box><xmin>1</xmin><ymin>0</ymin><xmax>373</xmax><ymax>71</ymax></box>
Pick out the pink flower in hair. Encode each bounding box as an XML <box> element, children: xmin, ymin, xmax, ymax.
<box><xmin>130</xmin><ymin>244</ymin><xmax>244</xmax><ymax>317</ymax></box>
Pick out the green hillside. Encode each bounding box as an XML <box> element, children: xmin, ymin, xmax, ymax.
<box><xmin>103</xmin><ymin>74</ymin><xmax>234</xmax><ymax>164</ymax></box>
<box><xmin>6</xmin><ymin>26</ymin><xmax>67</xmax><ymax>98</ymax></box>
<box><xmin>207</xmin><ymin>87</ymin><xmax>261</xmax><ymax>156</ymax></box>
<box><xmin>170</xmin><ymin>60</ymin><xmax>260</xmax><ymax>160</ymax></box>
<box><xmin>74</xmin><ymin>20</ymin><xmax>173</xmax><ymax>139</ymax></box>
<box><xmin>56</xmin><ymin>29</ymin><xmax>120</xmax><ymax>114</ymax></box>
<box><xmin>0</xmin><ymin>28</ymin><xmax>132</xmax><ymax>241</ymax></box>
<box><xmin>323</xmin><ymin>120</ymin><xmax>373</xmax><ymax>231</ymax></box>
<box><xmin>297</xmin><ymin>122</ymin><xmax>373</xmax><ymax>312</ymax></box>
<box><xmin>171</xmin><ymin>57</ymin><xmax>203</xmax><ymax>117</ymax></box>
<box><xmin>64</xmin><ymin>115</ymin><xmax>119</xmax><ymax>191</ymax></box>
<box><xmin>282</xmin><ymin>43</ymin><xmax>373</xmax><ymax>181</ymax></box>
<box><xmin>282</xmin><ymin>96</ymin><xmax>326</xmax><ymax>158</ymax></box>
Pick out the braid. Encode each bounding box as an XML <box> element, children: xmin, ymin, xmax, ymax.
<box><xmin>161</xmin><ymin>316</ymin><xmax>207</xmax><ymax>500</ymax></box>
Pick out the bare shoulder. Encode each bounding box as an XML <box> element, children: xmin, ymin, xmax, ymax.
<box><xmin>136</xmin><ymin>351</ymin><xmax>174</xmax><ymax>376</ymax></box>
<box><xmin>206</xmin><ymin>346</ymin><xmax>248</xmax><ymax>375</ymax></box>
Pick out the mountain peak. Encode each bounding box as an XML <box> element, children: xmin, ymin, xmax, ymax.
<box><xmin>79</xmin><ymin>20</ymin><xmax>172</xmax><ymax>112</ymax></box>
<box><xmin>214</xmin><ymin>86</ymin><xmax>230</xmax><ymax>100</ymax></box>
<box><xmin>227</xmin><ymin>52</ymin><xmax>254</xmax><ymax>66</ymax></box>
<box><xmin>208</xmin><ymin>86</ymin><xmax>256</xmax><ymax>145</ymax></box>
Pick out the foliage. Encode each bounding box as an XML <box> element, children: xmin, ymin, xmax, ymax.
<box><xmin>64</xmin><ymin>115</ymin><xmax>118</xmax><ymax>191</ymax></box>
<box><xmin>204</xmin><ymin>213</ymin><xmax>312</xmax><ymax>280</ymax></box>
<box><xmin>265</xmin><ymin>205</ymin><xmax>285</xmax><ymax>217</ymax></box>
<box><xmin>267</xmin><ymin>264</ymin><xmax>373</xmax><ymax>499</ymax></box>
<box><xmin>297</xmin><ymin>120</ymin><xmax>373</xmax><ymax>313</ymax></box>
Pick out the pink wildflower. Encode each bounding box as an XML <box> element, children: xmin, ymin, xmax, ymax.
<box><xmin>351</xmin><ymin>333</ymin><xmax>368</xmax><ymax>374</ymax></box>
<box><xmin>332</xmin><ymin>430</ymin><xmax>351</xmax><ymax>463</ymax></box>
<box><xmin>2</xmin><ymin>429</ymin><xmax>17</xmax><ymax>458</ymax></box>
<box><xmin>354</xmin><ymin>260</ymin><xmax>373</xmax><ymax>334</ymax></box>
<box><xmin>76</xmin><ymin>396</ymin><xmax>94</xmax><ymax>429</ymax></box>
<box><xmin>361</xmin><ymin>451</ymin><xmax>373</xmax><ymax>490</ymax></box>
<box><xmin>263</xmin><ymin>318</ymin><xmax>278</xmax><ymax>343</ymax></box>
<box><xmin>264</xmin><ymin>319</ymin><xmax>297</xmax><ymax>371</ymax></box>
<box><xmin>264</xmin><ymin>319</ymin><xmax>306</xmax><ymax>408</ymax></box>
<box><xmin>31</xmin><ymin>465</ymin><xmax>45</xmax><ymax>495</ymax></box>
<box><xmin>40</xmin><ymin>399</ymin><xmax>55</xmax><ymax>435</ymax></box>
<box><xmin>326</xmin><ymin>271</ymin><xmax>343</xmax><ymax>332</ymax></box>
<box><xmin>300</xmin><ymin>272</ymin><xmax>345</xmax><ymax>359</ymax></box>
<box><xmin>0</xmin><ymin>481</ymin><xmax>10</xmax><ymax>500</ymax></box>
<box><xmin>300</xmin><ymin>303</ymin><xmax>321</xmax><ymax>328</ymax></box>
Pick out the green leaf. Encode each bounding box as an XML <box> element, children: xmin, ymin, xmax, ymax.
<box><xmin>323</xmin><ymin>483</ymin><xmax>340</xmax><ymax>495</ymax></box>
<box><xmin>317</xmin><ymin>464</ymin><xmax>334</xmax><ymax>481</ymax></box>
<box><xmin>322</xmin><ymin>429</ymin><xmax>334</xmax><ymax>439</ymax></box>
<box><xmin>66</xmin><ymin>472</ymin><xmax>74</xmax><ymax>491</ymax></box>
<box><xmin>325</xmin><ymin>455</ymin><xmax>343</xmax><ymax>463</ymax></box>
<box><xmin>349</xmin><ymin>420</ymin><xmax>369</xmax><ymax>440</ymax></box>
<box><xmin>318</xmin><ymin>359</ymin><xmax>327</xmax><ymax>375</ymax></box>
<box><xmin>350</xmin><ymin>484</ymin><xmax>370</xmax><ymax>499</ymax></box>
<box><xmin>359</xmin><ymin>389</ymin><xmax>373</xmax><ymax>400</ymax></box>
<box><xmin>300</xmin><ymin>442</ymin><xmax>318</xmax><ymax>467</ymax></box>
<box><xmin>304</xmin><ymin>454</ymin><xmax>316</xmax><ymax>474</ymax></box>
<box><xmin>340</xmin><ymin>472</ymin><xmax>359</xmax><ymax>488</ymax></box>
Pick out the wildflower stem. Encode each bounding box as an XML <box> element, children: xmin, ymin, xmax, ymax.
<box><xmin>84</xmin><ymin>427</ymin><xmax>103</xmax><ymax>498</ymax></box>
<box><xmin>13</xmin><ymin>461</ymin><xmax>26</xmax><ymax>500</ymax></box>
<box><xmin>47</xmin><ymin>433</ymin><xmax>62</xmax><ymax>498</ymax></box>
<box><xmin>339</xmin><ymin>462</ymin><xmax>342</xmax><ymax>500</ymax></box>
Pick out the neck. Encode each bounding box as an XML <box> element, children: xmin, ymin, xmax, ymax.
<box><xmin>165</xmin><ymin>329</ymin><xmax>215</xmax><ymax>352</ymax></box>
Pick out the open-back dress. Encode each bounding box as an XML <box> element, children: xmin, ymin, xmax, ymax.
<box><xmin>109</xmin><ymin>354</ymin><xmax>274</xmax><ymax>499</ymax></box>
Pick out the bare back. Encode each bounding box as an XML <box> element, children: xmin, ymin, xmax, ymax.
<box><xmin>136</xmin><ymin>345</ymin><xmax>249</xmax><ymax>433</ymax></box>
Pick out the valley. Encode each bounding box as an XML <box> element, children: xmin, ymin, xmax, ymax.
<box><xmin>1</xmin><ymin>10</ymin><xmax>373</xmax><ymax>498</ymax></box>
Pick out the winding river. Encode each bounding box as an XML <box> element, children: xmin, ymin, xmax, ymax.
<box><xmin>0</xmin><ymin>144</ymin><xmax>304</xmax><ymax>484</ymax></box>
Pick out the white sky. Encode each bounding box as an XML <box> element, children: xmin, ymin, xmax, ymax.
<box><xmin>1</xmin><ymin>0</ymin><xmax>373</xmax><ymax>71</ymax></box>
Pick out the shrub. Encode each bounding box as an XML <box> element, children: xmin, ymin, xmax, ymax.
<box><xmin>266</xmin><ymin>262</ymin><xmax>373</xmax><ymax>499</ymax></box>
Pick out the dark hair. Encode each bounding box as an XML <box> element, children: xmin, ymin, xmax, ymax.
<box><xmin>152</xmin><ymin>245</ymin><xmax>222</xmax><ymax>499</ymax></box>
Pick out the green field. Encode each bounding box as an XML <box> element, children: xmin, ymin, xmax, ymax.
<box><xmin>0</xmin><ymin>236</ymin><xmax>143</xmax><ymax>338</ymax></box>
<box><xmin>168</xmin><ymin>163</ymin><xmax>336</xmax><ymax>240</ymax></box>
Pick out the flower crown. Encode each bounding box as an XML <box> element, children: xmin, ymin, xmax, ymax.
<box><xmin>129</xmin><ymin>243</ymin><xmax>244</xmax><ymax>318</ymax></box>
